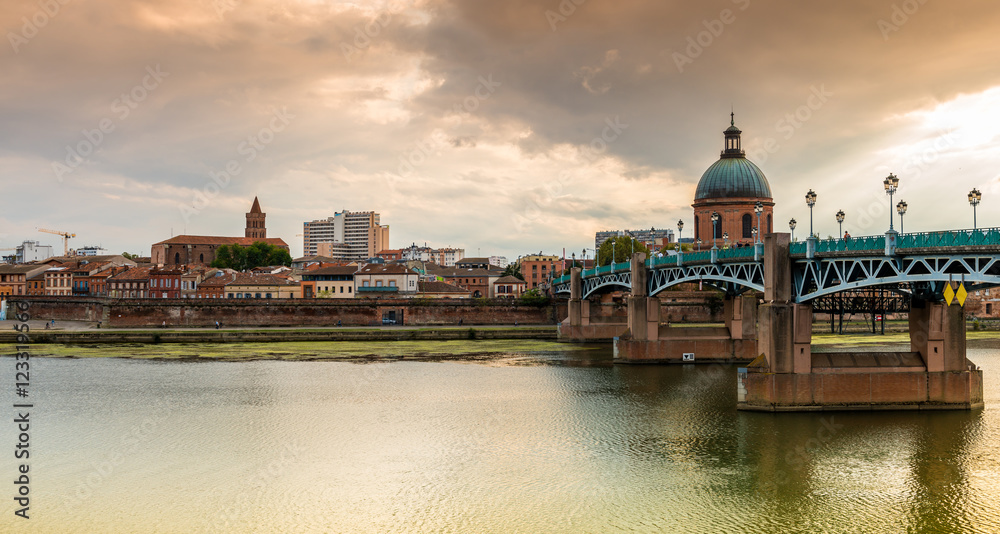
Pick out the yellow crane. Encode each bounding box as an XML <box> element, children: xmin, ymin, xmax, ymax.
<box><xmin>38</xmin><ymin>228</ymin><xmax>76</xmax><ymax>256</ymax></box>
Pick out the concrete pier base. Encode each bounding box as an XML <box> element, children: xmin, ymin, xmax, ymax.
<box><xmin>614</xmin><ymin>251</ymin><xmax>758</xmax><ymax>363</ymax></box>
<box><xmin>740</xmin><ymin>233</ymin><xmax>983</xmax><ymax>411</ymax></box>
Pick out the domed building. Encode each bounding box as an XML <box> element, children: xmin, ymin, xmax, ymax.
<box><xmin>692</xmin><ymin>114</ymin><xmax>774</xmax><ymax>246</ymax></box>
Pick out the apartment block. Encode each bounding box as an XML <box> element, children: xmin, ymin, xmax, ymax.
<box><xmin>303</xmin><ymin>211</ymin><xmax>389</xmax><ymax>260</ymax></box>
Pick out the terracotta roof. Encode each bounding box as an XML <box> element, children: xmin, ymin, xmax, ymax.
<box><xmin>0</xmin><ymin>265</ymin><xmax>49</xmax><ymax>276</ymax></box>
<box><xmin>303</xmin><ymin>266</ymin><xmax>359</xmax><ymax>276</ymax></box>
<box><xmin>227</xmin><ymin>273</ymin><xmax>300</xmax><ymax>287</ymax></box>
<box><xmin>418</xmin><ymin>281</ymin><xmax>470</xmax><ymax>294</ymax></box>
<box><xmin>109</xmin><ymin>266</ymin><xmax>154</xmax><ymax>281</ymax></box>
<box><xmin>357</xmin><ymin>264</ymin><xmax>417</xmax><ymax>275</ymax></box>
<box><xmin>199</xmin><ymin>273</ymin><xmax>237</xmax><ymax>288</ymax></box>
<box><xmin>493</xmin><ymin>275</ymin><xmax>526</xmax><ymax>284</ymax></box>
<box><xmin>152</xmin><ymin>235</ymin><xmax>288</xmax><ymax>247</ymax></box>
<box><xmin>435</xmin><ymin>267</ymin><xmax>501</xmax><ymax>277</ymax></box>
<box><xmin>456</xmin><ymin>257</ymin><xmax>491</xmax><ymax>264</ymax></box>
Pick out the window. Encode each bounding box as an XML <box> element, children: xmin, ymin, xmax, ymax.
<box><xmin>714</xmin><ymin>214</ymin><xmax>724</xmax><ymax>239</ymax></box>
<box><xmin>742</xmin><ymin>213</ymin><xmax>753</xmax><ymax>239</ymax></box>
<box><xmin>255</xmin><ymin>293</ymin><xmax>262</xmax><ymax>298</ymax></box>
<box><xmin>376</xmin><ymin>280</ymin><xmax>383</xmax><ymax>287</ymax></box>
<box><xmin>340</xmin><ymin>286</ymin><xmax>344</xmax><ymax>293</ymax></box>
<box><xmin>266</xmin><ymin>293</ymin><xmax>272</xmax><ymax>298</ymax></box>
<box><xmin>389</xmin><ymin>280</ymin><xmax>396</xmax><ymax>287</ymax></box>
<box><xmin>988</xmin><ymin>303</ymin><xmax>993</xmax><ymax>315</ymax></box>
<box><xmin>363</xmin><ymin>281</ymin><xmax>370</xmax><ymax>287</ymax></box>
<box><xmin>694</xmin><ymin>215</ymin><xmax>699</xmax><ymax>239</ymax></box>
<box><xmin>348</xmin><ymin>287</ymin><xmax>352</xmax><ymax>293</ymax></box>
<box><xmin>767</xmin><ymin>214</ymin><xmax>772</xmax><ymax>233</ymax></box>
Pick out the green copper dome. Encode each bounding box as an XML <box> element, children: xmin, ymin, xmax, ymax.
<box><xmin>694</xmin><ymin>157</ymin><xmax>772</xmax><ymax>200</ymax></box>
<box><xmin>694</xmin><ymin>115</ymin><xmax>772</xmax><ymax>200</ymax></box>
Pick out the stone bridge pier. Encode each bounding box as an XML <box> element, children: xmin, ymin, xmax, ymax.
<box><xmin>614</xmin><ymin>253</ymin><xmax>759</xmax><ymax>363</ymax></box>
<box><xmin>558</xmin><ymin>267</ymin><xmax>628</xmax><ymax>342</ymax></box>
<box><xmin>741</xmin><ymin>233</ymin><xmax>983</xmax><ymax>411</ymax></box>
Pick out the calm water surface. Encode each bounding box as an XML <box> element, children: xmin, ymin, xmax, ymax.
<box><xmin>6</xmin><ymin>341</ymin><xmax>1000</xmax><ymax>533</ymax></box>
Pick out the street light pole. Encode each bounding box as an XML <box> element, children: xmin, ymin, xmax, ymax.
<box><xmin>754</xmin><ymin>201</ymin><xmax>763</xmax><ymax>244</ymax></box>
<box><xmin>789</xmin><ymin>218</ymin><xmax>797</xmax><ymax>242</ymax></box>
<box><xmin>723</xmin><ymin>232</ymin><xmax>729</xmax><ymax>248</ymax></box>
<box><xmin>711</xmin><ymin>211</ymin><xmax>720</xmax><ymax>250</ymax></box>
<box><xmin>969</xmin><ymin>188</ymin><xmax>982</xmax><ymax>230</ymax></box>
<box><xmin>883</xmin><ymin>173</ymin><xmax>899</xmax><ymax>231</ymax></box>
<box><xmin>896</xmin><ymin>200</ymin><xmax>907</xmax><ymax>234</ymax></box>
<box><xmin>805</xmin><ymin>190</ymin><xmax>817</xmax><ymax>238</ymax></box>
<box><xmin>677</xmin><ymin>219</ymin><xmax>684</xmax><ymax>253</ymax></box>
<box><xmin>836</xmin><ymin>209</ymin><xmax>845</xmax><ymax>238</ymax></box>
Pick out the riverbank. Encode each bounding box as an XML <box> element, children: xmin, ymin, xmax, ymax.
<box><xmin>0</xmin><ymin>321</ymin><xmax>557</xmax><ymax>344</ymax></box>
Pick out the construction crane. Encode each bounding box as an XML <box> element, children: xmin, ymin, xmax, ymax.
<box><xmin>38</xmin><ymin>228</ymin><xmax>76</xmax><ymax>256</ymax></box>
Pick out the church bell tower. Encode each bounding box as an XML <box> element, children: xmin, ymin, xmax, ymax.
<box><xmin>245</xmin><ymin>196</ymin><xmax>266</xmax><ymax>239</ymax></box>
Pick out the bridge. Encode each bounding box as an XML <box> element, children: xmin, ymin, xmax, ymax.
<box><xmin>552</xmin><ymin>228</ymin><xmax>1000</xmax><ymax>411</ymax></box>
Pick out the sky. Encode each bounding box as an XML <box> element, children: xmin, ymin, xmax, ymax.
<box><xmin>2</xmin><ymin>0</ymin><xmax>1000</xmax><ymax>259</ymax></box>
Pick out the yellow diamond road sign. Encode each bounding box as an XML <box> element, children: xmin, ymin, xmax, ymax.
<box><xmin>943</xmin><ymin>283</ymin><xmax>955</xmax><ymax>305</ymax></box>
<box><xmin>956</xmin><ymin>283</ymin><xmax>968</xmax><ymax>307</ymax></box>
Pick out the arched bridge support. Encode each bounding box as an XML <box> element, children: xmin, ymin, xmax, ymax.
<box><xmin>740</xmin><ymin>233</ymin><xmax>983</xmax><ymax>411</ymax></box>
<box><xmin>614</xmin><ymin>253</ymin><xmax>760</xmax><ymax>363</ymax></box>
<box><xmin>558</xmin><ymin>267</ymin><xmax>628</xmax><ymax>342</ymax></box>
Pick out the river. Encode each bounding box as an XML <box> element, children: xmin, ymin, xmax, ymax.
<box><xmin>5</xmin><ymin>339</ymin><xmax>1000</xmax><ymax>533</ymax></box>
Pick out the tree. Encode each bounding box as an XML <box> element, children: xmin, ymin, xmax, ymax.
<box><xmin>597</xmin><ymin>236</ymin><xmax>649</xmax><ymax>266</ymax></box>
<box><xmin>501</xmin><ymin>262</ymin><xmax>522</xmax><ymax>279</ymax></box>
<box><xmin>210</xmin><ymin>242</ymin><xmax>292</xmax><ymax>271</ymax></box>
<box><xmin>122</xmin><ymin>252</ymin><xmax>139</xmax><ymax>260</ymax></box>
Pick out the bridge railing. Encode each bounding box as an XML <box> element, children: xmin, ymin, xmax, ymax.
<box><xmin>789</xmin><ymin>235</ymin><xmax>885</xmax><ymax>254</ymax></box>
<box><xmin>898</xmin><ymin>227</ymin><xmax>1000</xmax><ymax>248</ymax></box>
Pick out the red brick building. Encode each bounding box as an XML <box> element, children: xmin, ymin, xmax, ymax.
<box><xmin>108</xmin><ymin>266</ymin><xmax>153</xmax><ymax>298</ymax></box>
<box><xmin>149</xmin><ymin>266</ymin><xmax>185</xmax><ymax>298</ymax></box>
<box><xmin>692</xmin><ymin>114</ymin><xmax>774</xmax><ymax>246</ymax></box>
<box><xmin>151</xmin><ymin>198</ymin><xmax>289</xmax><ymax>265</ymax></box>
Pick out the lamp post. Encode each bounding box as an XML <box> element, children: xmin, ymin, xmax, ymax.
<box><xmin>611</xmin><ymin>239</ymin><xmax>615</xmax><ymax>268</ymax></box>
<box><xmin>969</xmin><ymin>188</ymin><xmax>982</xmax><ymax>229</ymax></box>
<box><xmin>723</xmin><ymin>232</ymin><xmax>729</xmax><ymax>248</ymax></box>
<box><xmin>711</xmin><ymin>211</ymin><xmax>720</xmax><ymax>249</ymax></box>
<box><xmin>836</xmin><ymin>209</ymin><xmax>845</xmax><ymax>238</ymax></box>
<box><xmin>697</xmin><ymin>239</ymin><xmax>702</xmax><ymax>251</ymax></box>
<box><xmin>749</xmin><ymin>228</ymin><xmax>755</xmax><ymax>245</ymax></box>
<box><xmin>571</xmin><ymin>252</ymin><xmax>576</xmax><ymax>270</ymax></box>
<box><xmin>805</xmin><ymin>189</ymin><xmax>817</xmax><ymax>238</ymax></box>
<box><xmin>883</xmin><ymin>173</ymin><xmax>899</xmax><ymax>231</ymax></box>
<box><xmin>677</xmin><ymin>219</ymin><xmax>684</xmax><ymax>252</ymax></box>
<box><xmin>896</xmin><ymin>200</ymin><xmax>907</xmax><ymax>234</ymax></box>
<box><xmin>789</xmin><ymin>218</ymin><xmax>797</xmax><ymax>242</ymax></box>
<box><xmin>754</xmin><ymin>201</ymin><xmax>764</xmax><ymax>244</ymax></box>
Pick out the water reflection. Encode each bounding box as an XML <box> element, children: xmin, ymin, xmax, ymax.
<box><xmin>8</xmin><ymin>343</ymin><xmax>1000</xmax><ymax>533</ymax></box>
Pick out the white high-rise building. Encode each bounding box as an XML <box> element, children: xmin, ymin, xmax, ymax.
<box><xmin>15</xmin><ymin>240</ymin><xmax>54</xmax><ymax>263</ymax></box>
<box><xmin>303</xmin><ymin>211</ymin><xmax>389</xmax><ymax>260</ymax></box>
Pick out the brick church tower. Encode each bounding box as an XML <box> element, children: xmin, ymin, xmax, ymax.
<box><xmin>245</xmin><ymin>196</ymin><xmax>267</xmax><ymax>239</ymax></box>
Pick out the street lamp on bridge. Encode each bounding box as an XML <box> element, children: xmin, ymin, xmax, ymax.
<box><xmin>711</xmin><ymin>211</ymin><xmax>720</xmax><ymax>250</ymax></box>
<box><xmin>723</xmin><ymin>232</ymin><xmax>730</xmax><ymax>248</ymax></box>
<box><xmin>836</xmin><ymin>209</ymin><xmax>845</xmax><ymax>238</ymax></box>
<box><xmin>789</xmin><ymin>218</ymin><xmax>797</xmax><ymax>242</ymax></box>
<box><xmin>969</xmin><ymin>188</ymin><xmax>982</xmax><ymax>230</ymax></box>
<box><xmin>883</xmin><ymin>173</ymin><xmax>899</xmax><ymax>231</ymax></box>
<box><xmin>805</xmin><ymin>189</ymin><xmax>817</xmax><ymax>238</ymax></box>
<box><xmin>677</xmin><ymin>219</ymin><xmax>684</xmax><ymax>252</ymax></box>
<box><xmin>754</xmin><ymin>201</ymin><xmax>764</xmax><ymax>244</ymax></box>
<box><xmin>697</xmin><ymin>239</ymin><xmax>702</xmax><ymax>251</ymax></box>
<box><xmin>896</xmin><ymin>200</ymin><xmax>907</xmax><ymax>233</ymax></box>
